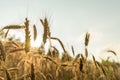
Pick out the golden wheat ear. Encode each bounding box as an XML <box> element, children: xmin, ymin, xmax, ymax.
<box><xmin>24</xmin><ymin>18</ymin><xmax>31</xmax><ymax>53</ymax></box>
<box><xmin>40</xmin><ymin>18</ymin><xmax>49</xmax><ymax>44</ymax></box>
<box><xmin>85</xmin><ymin>32</ymin><xmax>90</xmax><ymax>47</ymax></box>
<box><xmin>33</xmin><ymin>24</ymin><xmax>37</xmax><ymax>41</ymax></box>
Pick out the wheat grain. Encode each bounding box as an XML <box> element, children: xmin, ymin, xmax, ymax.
<box><xmin>85</xmin><ymin>48</ymin><xmax>88</xmax><ymax>59</ymax></box>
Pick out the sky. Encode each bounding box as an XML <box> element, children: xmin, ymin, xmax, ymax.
<box><xmin>0</xmin><ymin>0</ymin><xmax>120</xmax><ymax>61</ymax></box>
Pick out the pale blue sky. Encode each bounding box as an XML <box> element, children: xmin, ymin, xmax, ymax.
<box><xmin>0</xmin><ymin>0</ymin><xmax>120</xmax><ymax>61</ymax></box>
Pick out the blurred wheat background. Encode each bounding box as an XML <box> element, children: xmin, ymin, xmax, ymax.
<box><xmin>0</xmin><ymin>0</ymin><xmax>120</xmax><ymax>80</ymax></box>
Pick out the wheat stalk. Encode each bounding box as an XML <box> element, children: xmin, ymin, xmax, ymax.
<box><xmin>51</xmin><ymin>37</ymin><xmax>66</xmax><ymax>53</ymax></box>
<box><xmin>80</xmin><ymin>54</ymin><xmax>85</xmax><ymax>62</ymax></box>
<box><xmin>17</xmin><ymin>73</ymin><xmax>30</xmax><ymax>80</ymax></box>
<box><xmin>85</xmin><ymin>48</ymin><xmax>88</xmax><ymax>59</ymax></box>
<box><xmin>5</xmin><ymin>29</ymin><xmax>10</xmax><ymax>38</ymax></box>
<box><xmin>11</xmin><ymin>41</ymin><xmax>21</xmax><ymax>47</ymax></box>
<box><xmin>30</xmin><ymin>63</ymin><xmax>35</xmax><ymax>80</ymax></box>
<box><xmin>106</xmin><ymin>50</ymin><xmax>117</xmax><ymax>56</ymax></box>
<box><xmin>92</xmin><ymin>55</ymin><xmax>97</xmax><ymax>68</ymax></box>
<box><xmin>79</xmin><ymin>58</ymin><xmax>83</xmax><ymax>72</ymax></box>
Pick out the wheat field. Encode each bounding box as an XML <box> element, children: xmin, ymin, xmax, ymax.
<box><xmin>0</xmin><ymin>18</ymin><xmax>120</xmax><ymax>80</ymax></box>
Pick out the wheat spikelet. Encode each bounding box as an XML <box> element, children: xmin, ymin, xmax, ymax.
<box><xmin>40</xmin><ymin>17</ymin><xmax>54</xmax><ymax>58</ymax></box>
<box><xmin>33</xmin><ymin>24</ymin><xmax>37</xmax><ymax>41</ymax></box>
<box><xmin>40</xmin><ymin>17</ymin><xmax>50</xmax><ymax>44</ymax></box>
<box><xmin>85</xmin><ymin>32</ymin><xmax>90</xmax><ymax>47</ymax></box>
